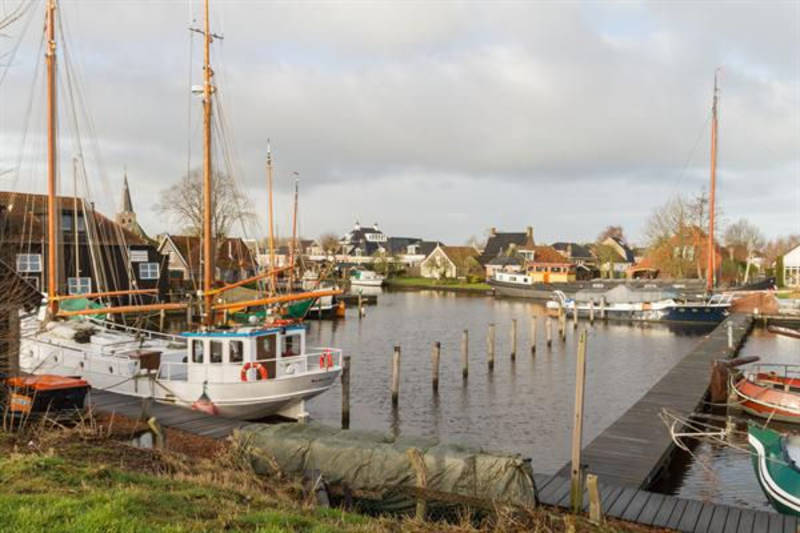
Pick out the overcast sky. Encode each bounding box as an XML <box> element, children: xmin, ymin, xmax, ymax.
<box><xmin>1</xmin><ymin>0</ymin><xmax>798</xmax><ymax>246</ymax></box>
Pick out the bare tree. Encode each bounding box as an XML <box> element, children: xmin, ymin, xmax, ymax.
<box><xmin>724</xmin><ymin>218</ymin><xmax>765</xmax><ymax>282</ymax></box>
<box><xmin>156</xmin><ymin>168</ymin><xmax>254</xmax><ymax>239</ymax></box>
<box><xmin>319</xmin><ymin>233</ymin><xmax>340</xmax><ymax>256</ymax></box>
<box><xmin>596</xmin><ymin>225</ymin><xmax>625</xmax><ymax>243</ymax></box>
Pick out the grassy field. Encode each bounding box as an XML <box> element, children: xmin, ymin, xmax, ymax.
<box><xmin>0</xmin><ymin>415</ymin><xmax>653</xmax><ymax>533</ymax></box>
<box><xmin>386</xmin><ymin>277</ymin><xmax>491</xmax><ymax>292</ymax></box>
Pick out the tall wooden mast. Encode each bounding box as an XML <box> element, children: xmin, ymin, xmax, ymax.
<box><xmin>266</xmin><ymin>142</ymin><xmax>276</xmax><ymax>293</ymax></box>
<box><xmin>45</xmin><ymin>0</ymin><xmax>59</xmax><ymax>317</ymax></box>
<box><xmin>289</xmin><ymin>173</ymin><xmax>299</xmax><ymax>288</ymax></box>
<box><xmin>201</xmin><ymin>0</ymin><xmax>214</xmax><ymax>325</ymax></box>
<box><xmin>706</xmin><ymin>70</ymin><xmax>719</xmax><ymax>293</ymax></box>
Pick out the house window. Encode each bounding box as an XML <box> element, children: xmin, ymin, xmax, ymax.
<box><xmin>67</xmin><ymin>277</ymin><xmax>92</xmax><ymax>295</ymax></box>
<box><xmin>61</xmin><ymin>212</ymin><xmax>86</xmax><ymax>232</ymax></box>
<box><xmin>139</xmin><ymin>262</ymin><xmax>159</xmax><ymax>280</ymax></box>
<box><xmin>16</xmin><ymin>254</ymin><xmax>42</xmax><ymax>273</ymax></box>
<box><xmin>129</xmin><ymin>249</ymin><xmax>149</xmax><ymax>263</ymax></box>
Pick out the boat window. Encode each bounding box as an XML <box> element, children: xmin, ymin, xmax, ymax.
<box><xmin>283</xmin><ymin>334</ymin><xmax>300</xmax><ymax>357</ymax></box>
<box><xmin>192</xmin><ymin>340</ymin><xmax>204</xmax><ymax>363</ymax></box>
<box><xmin>229</xmin><ymin>340</ymin><xmax>243</xmax><ymax>363</ymax></box>
<box><xmin>210</xmin><ymin>341</ymin><xmax>223</xmax><ymax>364</ymax></box>
<box><xmin>256</xmin><ymin>334</ymin><xmax>277</xmax><ymax>361</ymax></box>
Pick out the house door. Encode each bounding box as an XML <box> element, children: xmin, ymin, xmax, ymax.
<box><xmin>543</xmin><ymin>272</ymin><xmax>550</xmax><ymax>283</ymax></box>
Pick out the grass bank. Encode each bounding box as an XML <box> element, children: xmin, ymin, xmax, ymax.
<box><xmin>0</xmin><ymin>414</ymin><xmax>653</xmax><ymax>532</ymax></box>
<box><xmin>386</xmin><ymin>277</ymin><xmax>491</xmax><ymax>294</ymax></box>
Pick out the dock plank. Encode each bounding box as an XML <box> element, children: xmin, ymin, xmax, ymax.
<box><xmin>677</xmin><ymin>499</ymin><xmax>704</xmax><ymax>532</ymax></box>
<box><xmin>737</xmin><ymin>509</ymin><xmax>756</xmax><ymax>533</ymax></box>
<box><xmin>706</xmin><ymin>505</ymin><xmax>731</xmax><ymax>533</ymax></box>
<box><xmin>636</xmin><ymin>492</ymin><xmax>666</xmax><ymax>525</ymax></box>
<box><xmin>693</xmin><ymin>503</ymin><xmax>718</xmax><ymax>533</ymax></box>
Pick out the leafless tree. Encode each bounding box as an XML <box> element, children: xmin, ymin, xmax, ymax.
<box><xmin>596</xmin><ymin>225</ymin><xmax>625</xmax><ymax>243</ymax></box>
<box><xmin>319</xmin><ymin>233</ymin><xmax>340</xmax><ymax>256</ymax></box>
<box><xmin>156</xmin><ymin>168</ymin><xmax>254</xmax><ymax>239</ymax></box>
<box><xmin>724</xmin><ymin>218</ymin><xmax>765</xmax><ymax>282</ymax></box>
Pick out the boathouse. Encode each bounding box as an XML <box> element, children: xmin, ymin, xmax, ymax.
<box><xmin>0</xmin><ymin>191</ymin><xmax>167</xmax><ymax>303</ymax></box>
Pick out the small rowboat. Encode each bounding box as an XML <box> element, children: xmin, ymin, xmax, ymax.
<box><xmin>768</xmin><ymin>325</ymin><xmax>800</xmax><ymax>340</ymax></box>
<box><xmin>748</xmin><ymin>423</ymin><xmax>800</xmax><ymax>516</ymax></box>
<box><xmin>733</xmin><ymin>365</ymin><xmax>800</xmax><ymax>423</ymax></box>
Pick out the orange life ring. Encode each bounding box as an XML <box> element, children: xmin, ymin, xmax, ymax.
<box><xmin>319</xmin><ymin>350</ymin><xmax>334</xmax><ymax>369</ymax></box>
<box><xmin>240</xmin><ymin>362</ymin><xmax>268</xmax><ymax>381</ymax></box>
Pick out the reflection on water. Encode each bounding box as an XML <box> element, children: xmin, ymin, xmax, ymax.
<box><xmin>666</xmin><ymin>328</ymin><xmax>800</xmax><ymax>512</ymax></box>
<box><xmin>306</xmin><ymin>290</ymin><xmax>710</xmax><ymax>474</ymax></box>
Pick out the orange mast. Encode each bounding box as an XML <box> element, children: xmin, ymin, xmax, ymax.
<box><xmin>706</xmin><ymin>70</ymin><xmax>719</xmax><ymax>293</ymax></box>
<box><xmin>201</xmin><ymin>0</ymin><xmax>214</xmax><ymax>325</ymax></box>
<box><xmin>45</xmin><ymin>0</ymin><xmax>58</xmax><ymax>317</ymax></box>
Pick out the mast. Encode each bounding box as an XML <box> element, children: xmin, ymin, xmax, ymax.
<box><xmin>73</xmin><ymin>157</ymin><xmax>80</xmax><ymax>280</ymax></box>
<box><xmin>45</xmin><ymin>0</ymin><xmax>58</xmax><ymax>317</ymax></box>
<box><xmin>201</xmin><ymin>0</ymin><xmax>214</xmax><ymax>325</ymax></box>
<box><xmin>706</xmin><ymin>70</ymin><xmax>719</xmax><ymax>293</ymax></box>
<box><xmin>289</xmin><ymin>173</ymin><xmax>299</xmax><ymax>288</ymax></box>
<box><xmin>266</xmin><ymin>142</ymin><xmax>276</xmax><ymax>293</ymax></box>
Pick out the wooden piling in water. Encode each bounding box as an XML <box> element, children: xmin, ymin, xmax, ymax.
<box><xmin>570</xmin><ymin>329</ymin><xmax>588</xmax><ymax>513</ymax></box>
<box><xmin>589</xmin><ymin>300</ymin><xmax>594</xmax><ymax>325</ymax></box>
<box><xmin>600</xmin><ymin>296</ymin><xmax>606</xmax><ymax>321</ymax></box>
<box><xmin>487</xmin><ymin>323</ymin><xmax>495</xmax><ymax>372</ymax></box>
<box><xmin>572</xmin><ymin>300</ymin><xmax>578</xmax><ymax>329</ymax></box>
<box><xmin>391</xmin><ymin>346</ymin><xmax>400</xmax><ymax>406</ymax></box>
<box><xmin>341</xmin><ymin>355</ymin><xmax>351</xmax><ymax>429</ymax></box>
<box><xmin>510</xmin><ymin>319</ymin><xmax>517</xmax><ymax>361</ymax></box>
<box><xmin>432</xmin><ymin>341</ymin><xmax>441</xmax><ymax>393</ymax></box>
<box><xmin>546</xmin><ymin>317</ymin><xmax>553</xmax><ymax>348</ymax></box>
<box><xmin>358</xmin><ymin>293</ymin><xmax>363</xmax><ymax>319</ymax></box>
<box><xmin>530</xmin><ymin>315</ymin><xmax>537</xmax><ymax>355</ymax></box>
<box><xmin>461</xmin><ymin>329</ymin><xmax>469</xmax><ymax>380</ymax></box>
<box><xmin>559</xmin><ymin>307</ymin><xmax>567</xmax><ymax>341</ymax></box>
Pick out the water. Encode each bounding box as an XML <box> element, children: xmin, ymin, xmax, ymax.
<box><xmin>667</xmin><ymin>327</ymin><xmax>800</xmax><ymax>512</ymax></box>
<box><xmin>305</xmin><ymin>289</ymin><xmax>711</xmax><ymax>474</ymax></box>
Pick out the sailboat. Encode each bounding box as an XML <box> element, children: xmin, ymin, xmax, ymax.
<box><xmin>16</xmin><ymin>0</ymin><xmax>343</xmax><ymax>420</ymax></box>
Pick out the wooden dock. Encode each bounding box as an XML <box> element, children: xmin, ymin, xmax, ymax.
<box><xmin>556</xmin><ymin>313</ymin><xmax>754</xmax><ymax>488</ymax></box>
<box><xmin>536</xmin><ymin>473</ymin><xmax>791</xmax><ymax>533</ymax></box>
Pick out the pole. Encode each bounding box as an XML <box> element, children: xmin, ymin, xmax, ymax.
<box><xmin>391</xmin><ymin>346</ymin><xmax>400</xmax><ymax>406</ymax></box>
<box><xmin>600</xmin><ymin>296</ymin><xmax>606</xmax><ymax>321</ymax></box>
<box><xmin>572</xmin><ymin>300</ymin><xmax>578</xmax><ymax>329</ymax></box>
<box><xmin>73</xmin><ymin>158</ymin><xmax>80</xmax><ymax>280</ymax></box>
<box><xmin>589</xmin><ymin>300</ymin><xmax>594</xmax><ymax>325</ymax></box>
<box><xmin>45</xmin><ymin>0</ymin><xmax>58</xmax><ymax>317</ymax></box>
<box><xmin>431</xmin><ymin>341</ymin><xmax>440</xmax><ymax>393</ymax></box>
<box><xmin>266</xmin><ymin>143</ymin><xmax>276</xmax><ymax>294</ymax></box>
<box><xmin>546</xmin><ymin>316</ymin><xmax>553</xmax><ymax>348</ymax></box>
<box><xmin>358</xmin><ymin>293</ymin><xmax>363</xmax><ymax>319</ymax></box>
<box><xmin>289</xmin><ymin>174</ymin><xmax>299</xmax><ymax>289</ymax></box>
<box><xmin>510</xmin><ymin>318</ymin><xmax>517</xmax><ymax>361</ymax></box>
<box><xmin>341</xmin><ymin>355</ymin><xmax>351</xmax><ymax>429</ymax></box>
<box><xmin>707</xmin><ymin>70</ymin><xmax>719</xmax><ymax>293</ymax></box>
<box><xmin>201</xmin><ymin>0</ymin><xmax>214</xmax><ymax>326</ymax></box>
<box><xmin>727</xmin><ymin>321</ymin><xmax>733</xmax><ymax>350</ymax></box>
<box><xmin>461</xmin><ymin>329</ymin><xmax>469</xmax><ymax>379</ymax></box>
<box><xmin>487</xmin><ymin>323</ymin><xmax>495</xmax><ymax>371</ymax></box>
<box><xmin>570</xmin><ymin>329</ymin><xmax>588</xmax><ymax>513</ymax></box>
<box><xmin>530</xmin><ymin>315</ymin><xmax>537</xmax><ymax>355</ymax></box>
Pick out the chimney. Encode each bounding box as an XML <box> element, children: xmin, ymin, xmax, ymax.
<box><xmin>526</xmin><ymin>226</ymin><xmax>534</xmax><ymax>240</ymax></box>
<box><xmin>490</xmin><ymin>227</ymin><xmax>497</xmax><ymax>236</ymax></box>
<box><xmin>567</xmin><ymin>243</ymin><xmax>573</xmax><ymax>257</ymax></box>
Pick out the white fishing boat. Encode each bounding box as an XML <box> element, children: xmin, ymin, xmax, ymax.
<box><xmin>14</xmin><ymin>0</ymin><xmax>343</xmax><ymax>420</ymax></box>
<box><xmin>350</xmin><ymin>269</ymin><xmax>385</xmax><ymax>287</ymax></box>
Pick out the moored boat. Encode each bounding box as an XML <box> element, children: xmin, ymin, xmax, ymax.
<box><xmin>350</xmin><ymin>269</ymin><xmax>385</xmax><ymax>287</ymax></box>
<box><xmin>733</xmin><ymin>365</ymin><xmax>800</xmax><ymax>423</ymax></box>
<box><xmin>748</xmin><ymin>423</ymin><xmax>800</xmax><ymax>516</ymax></box>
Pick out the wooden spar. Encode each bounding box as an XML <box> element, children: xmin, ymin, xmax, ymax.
<box><xmin>211</xmin><ymin>289</ymin><xmax>342</xmax><ymax>312</ymax></box>
<box><xmin>45</xmin><ymin>0</ymin><xmax>58</xmax><ymax>317</ymax></box>
<box><xmin>57</xmin><ymin>302</ymin><xmax>188</xmax><ymax>318</ymax></box>
<box><xmin>266</xmin><ymin>142</ymin><xmax>276</xmax><ymax>293</ymax></box>
<box><xmin>201</xmin><ymin>0</ymin><xmax>214</xmax><ymax>325</ymax></box>
<box><xmin>206</xmin><ymin>266</ymin><xmax>291</xmax><ymax>297</ymax></box>
<box><xmin>707</xmin><ymin>70</ymin><xmax>719</xmax><ymax>293</ymax></box>
<box><xmin>73</xmin><ymin>158</ymin><xmax>80</xmax><ymax>279</ymax></box>
<box><xmin>288</xmin><ymin>173</ymin><xmax>299</xmax><ymax>289</ymax></box>
<box><xmin>50</xmin><ymin>288</ymin><xmax>158</xmax><ymax>302</ymax></box>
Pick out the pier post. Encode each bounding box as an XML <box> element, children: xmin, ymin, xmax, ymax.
<box><xmin>572</xmin><ymin>300</ymin><xmax>578</xmax><ymax>329</ymax></box>
<box><xmin>600</xmin><ymin>296</ymin><xmax>606</xmax><ymax>321</ymax></box>
<box><xmin>487</xmin><ymin>323</ymin><xmax>495</xmax><ymax>372</ymax></box>
<box><xmin>570</xmin><ymin>329</ymin><xmax>588</xmax><ymax>513</ymax></box>
<box><xmin>461</xmin><ymin>329</ymin><xmax>469</xmax><ymax>380</ymax></box>
<box><xmin>510</xmin><ymin>319</ymin><xmax>517</xmax><ymax>361</ymax></box>
<box><xmin>341</xmin><ymin>355</ymin><xmax>351</xmax><ymax>429</ymax></box>
<box><xmin>530</xmin><ymin>315</ymin><xmax>537</xmax><ymax>355</ymax></box>
<box><xmin>159</xmin><ymin>308</ymin><xmax>166</xmax><ymax>332</ymax></box>
<box><xmin>358</xmin><ymin>293</ymin><xmax>363</xmax><ymax>319</ymax></box>
<box><xmin>391</xmin><ymin>346</ymin><xmax>401</xmax><ymax>406</ymax></box>
<box><xmin>589</xmin><ymin>300</ymin><xmax>594</xmax><ymax>325</ymax></box>
<box><xmin>546</xmin><ymin>317</ymin><xmax>553</xmax><ymax>348</ymax></box>
<box><xmin>727</xmin><ymin>321</ymin><xmax>733</xmax><ymax>350</ymax></box>
<box><xmin>432</xmin><ymin>341</ymin><xmax>441</xmax><ymax>393</ymax></box>
<box><xmin>559</xmin><ymin>307</ymin><xmax>567</xmax><ymax>341</ymax></box>
<box><xmin>587</xmin><ymin>474</ymin><xmax>602</xmax><ymax>523</ymax></box>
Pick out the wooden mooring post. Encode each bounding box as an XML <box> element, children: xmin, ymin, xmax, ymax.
<box><xmin>461</xmin><ymin>329</ymin><xmax>469</xmax><ymax>380</ymax></box>
<box><xmin>559</xmin><ymin>307</ymin><xmax>567</xmax><ymax>341</ymax></box>
<box><xmin>587</xmin><ymin>473</ymin><xmax>602</xmax><ymax>523</ymax></box>
<box><xmin>487</xmin><ymin>323</ymin><xmax>495</xmax><ymax>372</ymax></box>
<box><xmin>530</xmin><ymin>315</ymin><xmax>537</xmax><ymax>355</ymax></box>
<box><xmin>432</xmin><ymin>341</ymin><xmax>441</xmax><ymax>393</ymax></box>
<box><xmin>588</xmin><ymin>300</ymin><xmax>594</xmax><ymax>325</ymax></box>
<box><xmin>546</xmin><ymin>316</ymin><xmax>553</xmax><ymax>348</ymax></box>
<box><xmin>572</xmin><ymin>300</ymin><xmax>578</xmax><ymax>329</ymax></box>
<box><xmin>391</xmin><ymin>346</ymin><xmax>401</xmax><ymax>407</ymax></box>
<box><xmin>510</xmin><ymin>319</ymin><xmax>517</xmax><ymax>361</ymax></box>
<box><xmin>358</xmin><ymin>293</ymin><xmax>363</xmax><ymax>319</ymax></box>
<box><xmin>341</xmin><ymin>355</ymin><xmax>351</xmax><ymax>429</ymax></box>
<box><xmin>727</xmin><ymin>321</ymin><xmax>733</xmax><ymax>349</ymax></box>
<box><xmin>600</xmin><ymin>296</ymin><xmax>606</xmax><ymax>321</ymax></box>
<box><xmin>570</xmin><ymin>329</ymin><xmax>588</xmax><ymax>513</ymax></box>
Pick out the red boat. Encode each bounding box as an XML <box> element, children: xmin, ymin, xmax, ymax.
<box><xmin>733</xmin><ymin>365</ymin><xmax>800</xmax><ymax>423</ymax></box>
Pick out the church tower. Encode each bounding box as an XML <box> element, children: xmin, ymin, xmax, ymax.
<box><xmin>116</xmin><ymin>170</ymin><xmax>147</xmax><ymax>240</ymax></box>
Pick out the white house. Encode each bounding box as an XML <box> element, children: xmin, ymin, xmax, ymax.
<box><xmin>783</xmin><ymin>243</ymin><xmax>800</xmax><ymax>287</ymax></box>
<box><xmin>420</xmin><ymin>245</ymin><xmax>480</xmax><ymax>279</ymax></box>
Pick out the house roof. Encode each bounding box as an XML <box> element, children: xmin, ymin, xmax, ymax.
<box><xmin>0</xmin><ymin>191</ymin><xmax>148</xmax><ymax>246</ymax></box>
<box><xmin>440</xmin><ymin>246</ymin><xmax>480</xmax><ymax>269</ymax></box>
<box><xmin>418</xmin><ymin>241</ymin><xmax>442</xmax><ymax>257</ymax></box>
<box><xmin>591</xmin><ymin>243</ymin><xmax>626</xmax><ymax>263</ymax></box>
<box><xmin>551</xmin><ymin>242</ymin><xmax>594</xmax><ymax>259</ymax></box>
<box><xmin>480</xmin><ymin>230</ymin><xmax>535</xmax><ymax>264</ymax></box>
<box><xmin>607</xmin><ymin>236</ymin><xmax>636</xmax><ymax>262</ymax></box>
<box><xmin>486</xmin><ymin>255</ymin><xmax>524</xmax><ymax>266</ymax></box>
<box><xmin>161</xmin><ymin>234</ymin><xmax>257</xmax><ymax>272</ymax></box>
<box><xmin>532</xmin><ymin>245</ymin><xmax>572</xmax><ymax>264</ymax></box>
<box><xmin>0</xmin><ymin>258</ymin><xmax>43</xmax><ymax>311</ymax></box>
<box><xmin>386</xmin><ymin>237</ymin><xmax>421</xmax><ymax>255</ymax></box>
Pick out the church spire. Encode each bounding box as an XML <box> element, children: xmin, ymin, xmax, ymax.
<box><xmin>122</xmin><ymin>167</ymin><xmax>133</xmax><ymax>213</ymax></box>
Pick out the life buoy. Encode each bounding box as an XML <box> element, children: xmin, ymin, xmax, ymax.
<box><xmin>240</xmin><ymin>362</ymin><xmax>268</xmax><ymax>381</ymax></box>
<box><xmin>319</xmin><ymin>350</ymin><xmax>334</xmax><ymax>369</ymax></box>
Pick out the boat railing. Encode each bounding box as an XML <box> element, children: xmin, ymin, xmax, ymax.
<box><xmin>551</xmin><ymin>290</ymin><xmax>568</xmax><ymax>306</ymax></box>
<box><xmin>747</xmin><ymin>363</ymin><xmax>800</xmax><ymax>381</ymax></box>
<box><xmin>88</xmin><ymin>317</ymin><xmax>186</xmax><ymax>344</ymax></box>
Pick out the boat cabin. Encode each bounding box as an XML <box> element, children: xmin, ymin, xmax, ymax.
<box><xmin>176</xmin><ymin>325</ymin><xmax>309</xmax><ymax>383</ymax></box>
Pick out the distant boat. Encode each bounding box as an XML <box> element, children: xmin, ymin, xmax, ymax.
<box><xmin>350</xmin><ymin>269</ymin><xmax>385</xmax><ymax>287</ymax></box>
<box><xmin>733</xmin><ymin>365</ymin><xmax>800</xmax><ymax>423</ymax></box>
<box><xmin>748</xmin><ymin>423</ymin><xmax>800</xmax><ymax>516</ymax></box>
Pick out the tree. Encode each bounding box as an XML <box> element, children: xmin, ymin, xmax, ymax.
<box><xmin>724</xmin><ymin>218</ymin><xmax>765</xmax><ymax>283</ymax></box>
<box><xmin>597</xmin><ymin>225</ymin><xmax>625</xmax><ymax>243</ymax></box>
<box><xmin>319</xmin><ymin>233</ymin><xmax>340</xmax><ymax>257</ymax></box>
<box><xmin>156</xmin><ymin>168</ymin><xmax>253</xmax><ymax>239</ymax></box>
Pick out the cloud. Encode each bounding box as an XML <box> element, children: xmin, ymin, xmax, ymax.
<box><xmin>0</xmin><ymin>0</ymin><xmax>797</xmax><ymax>245</ymax></box>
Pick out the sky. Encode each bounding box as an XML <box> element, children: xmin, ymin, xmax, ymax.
<box><xmin>0</xmin><ymin>0</ymin><xmax>798</xmax><ymax>247</ymax></box>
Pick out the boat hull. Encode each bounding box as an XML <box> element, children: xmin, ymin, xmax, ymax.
<box><xmin>749</xmin><ymin>424</ymin><xmax>800</xmax><ymax>516</ymax></box>
<box><xmin>350</xmin><ymin>279</ymin><xmax>384</xmax><ymax>287</ymax></box>
<box><xmin>734</xmin><ymin>376</ymin><xmax>800</xmax><ymax>423</ymax></box>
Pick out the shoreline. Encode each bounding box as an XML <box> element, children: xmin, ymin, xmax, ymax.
<box><xmin>384</xmin><ymin>278</ymin><xmax>493</xmax><ymax>295</ymax></box>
